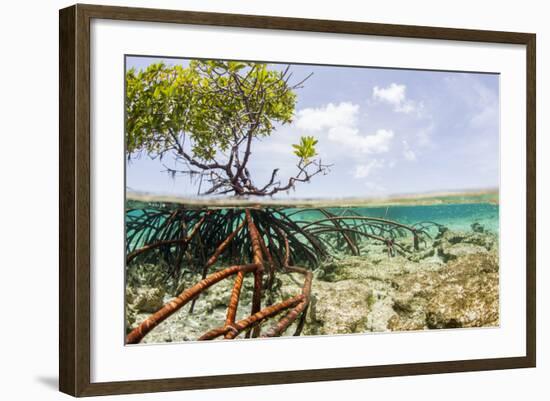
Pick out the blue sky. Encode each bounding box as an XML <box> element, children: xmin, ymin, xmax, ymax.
<box><xmin>126</xmin><ymin>56</ymin><xmax>499</xmax><ymax>199</ymax></box>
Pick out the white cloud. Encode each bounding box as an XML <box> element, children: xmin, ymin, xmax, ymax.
<box><xmin>295</xmin><ymin>102</ymin><xmax>359</xmax><ymax>131</ymax></box>
<box><xmin>373</xmin><ymin>83</ymin><xmax>406</xmax><ymax>105</ymax></box>
<box><xmin>328</xmin><ymin>127</ymin><xmax>394</xmax><ymax>154</ymax></box>
<box><xmin>354</xmin><ymin>159</ymin><xmax>384</xmax><ymax>178</ymax></box>
<box><xmin>296</xmin><ymin>101</ymin><xmax>394</xmax><ymax>155</ymax></box>
<box><xmin>402</xmin><ymin>140</ymin><xmax>416</xmax><ymax>161</ymax></box>
<box><xmin>372</xmin><ymin>83</ymin><xmax>420</xmax><ymax>114</ymax></box>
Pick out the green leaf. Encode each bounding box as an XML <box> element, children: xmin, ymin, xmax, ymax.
<box><xmin>291</xmin><ymin>135</ymin><xmax>319</xmax><ymax>163</ymax></box>
<box><xmin>125</xmin><ymin>59</ymin><xmax>315</xmax><ymax>190</ymax></box>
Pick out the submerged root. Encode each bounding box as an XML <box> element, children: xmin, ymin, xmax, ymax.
<box><xmin>125</xmin><ymin>206</ymin><xmax>425</xmax><ymax>343</ymax></box>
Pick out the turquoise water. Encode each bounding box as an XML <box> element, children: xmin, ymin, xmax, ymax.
<box><xmin>125</xmin><ymin>198</ymin><xmax>499</xmax><ymax>341</ymax></box>
<box><xmin>127</xmin><ymin>202</ymin><xmax>499</xmax><ymax>232</ymax></box>
<box><xmin>126</xmin><ymin>201</ymin><xmax>499</xmax><ymax>252</ymax></box>
<box><xmin>295</xmin><ymin>203</ymin><xmax>499</xmax><ymax>233</ymax></box>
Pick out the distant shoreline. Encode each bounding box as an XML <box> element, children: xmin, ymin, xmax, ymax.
<box><xmin>126</xmin><ymin>189</ymin><xmax>499</xmax><ymax>208</ymax></box>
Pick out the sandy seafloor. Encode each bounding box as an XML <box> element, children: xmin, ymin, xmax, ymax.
<box><xmin>125</xmin><ymin>191</ymin><xmax>499</xmax><ymax>343</ymax></box>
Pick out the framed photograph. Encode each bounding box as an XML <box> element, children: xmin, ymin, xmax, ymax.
<box><xmin>59</xmin><ymin>4</ymin><xmax>536</xmax><ymax>397</ymax></box>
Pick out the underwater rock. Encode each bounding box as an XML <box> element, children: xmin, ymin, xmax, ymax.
<box><xmin>126</xmin><ymin>228</ymin><xmax>499</xmax><ymax>341</ymax></box>
<box><xmin>315</xmin><ymin>252</ymin><xmax>433</xmax><ymax>283</ymax></box>
<box><xmin>125</xmin><ymin>307</ymin><xmax>137</xmax><ymax>332</ymax></box>
<box><xmin>462</xmin><ymin>232</ymin><xmax>496</xmax><ymax>250</ymax></box>
<box><xmin>126</xmin><ymin>262</ymin><xmax>175</xmax><ymax>294</ymax></box>
<box><xmin>471</xmin><ymin>222</ymin><xmax>486</xmax><ymax>233</ymax></box>
<box><xmin>435</xmin><ymin>229</ymin><xmax>497</xmax><ymax>261</ymax></box>
<box><xmin>304</xmin><ymin>251</ymin><xmax>443</xmax><ymax>334</ymax></box>
<box><xmin>439</xmin><ymin>243</ymin><xmax>488</xmax><ymax>261</ymax></box>
<box><xmin>387</xmin><ymin>269</ymin><xmax>442</xmax><ymax>331</ymax></box>
<box><xmin>426</xmin><ymin>255</ymin><xmax>499</xmax><ymax>328</ymax></box>
<box><xmin>313</xmin><ymin>257</ymin><xmax>374</xmax><ymax>282</ymax></box>
<box><xmin>407</xmin><ymin>247</ymin><xmax>435</xmax><ymax>262</ymax></box>
<box><xmin>364</xmin><ymin>290</ymin><xmax>395</xmax><ymax>332</ymax></box>
<box><xmin>311</xmin><ymin>231</ymin><xmax>499</xmax><ymax>334</ymax></box>
<box><xmin>389</xmin><ymin>252</ymin><xmax>499</xmax><ymax>331</ymax></box>
<box><xmin>388</xmin><ymin>295</ymin><xmax>429</xmax><ymax>331</ymax></box>
<box><xmin>438</xmin><ymin>231</ymin><xmax>469</xmax><ymax>245</ymax></box>
<box><xmin>131</xmin><ymin>287</ymin><xmax>166</xmax><ymax>313</ymax></box>
<box><xmin>303</xmin><ymin>279</ymin><xmax>375</xmax><ymax>335</ymax></box>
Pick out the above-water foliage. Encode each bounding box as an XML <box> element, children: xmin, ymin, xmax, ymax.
<box><xmin>126</xmin><ymin>60</ymin><xmax>328</xmax><ymax>196</ymax></box>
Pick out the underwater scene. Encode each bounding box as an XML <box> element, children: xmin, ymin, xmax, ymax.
<box><xmin>125</xmin><ymin>193</ymin><xmax>499</xmax><ymax>343</ymax></box>
<box><xmin>124</xmin><ymin>56</ymin><xmax>500</xmax><ymax>344</ymax></box>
